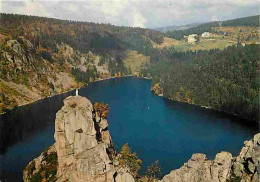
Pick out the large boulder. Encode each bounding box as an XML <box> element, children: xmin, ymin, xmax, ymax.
<box><xmin>232</xmin><ymin>133</ymin><xmax>260</xmax><ymax>182</ymax></box>
<box><xmin>160</xmin><ymin>152</ymin><xmax>232</xmax><ymax>182</ymax></box>
<box><xmin>7</xmin><ymin>40</ymin><xmax>23</xmax><ymax>54</ymax></box>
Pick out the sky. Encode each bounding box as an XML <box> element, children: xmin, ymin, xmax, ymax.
<box><xmin>0</xmin><ymin>0</ymin><xmax>259</xmax><ymax>28</ymax></box>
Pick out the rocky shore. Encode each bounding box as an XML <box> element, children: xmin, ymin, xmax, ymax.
<box><xmin>23</xmin><ymin>96</ymin><xmax>260</xmax><ymax>182</ymax></box>
<box><xmin>0</xmin><ymin>74</ymin><xmax>135</xmax><ymax>115</ymax></box>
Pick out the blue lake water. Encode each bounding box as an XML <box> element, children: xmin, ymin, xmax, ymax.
<box><xmin>0</xmin><ymin>77</ymin><xmax>258</xmax><ymax>181</ymax></box>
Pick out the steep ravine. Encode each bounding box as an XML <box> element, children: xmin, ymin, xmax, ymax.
<box><xmin>23</xmin><ymin>96</ymin><xmax>260</xmax><ymax>182</ymax></box>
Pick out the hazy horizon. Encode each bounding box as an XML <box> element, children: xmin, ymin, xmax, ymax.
<box><xmin>0</xmin><ymin>0</ymin><xmax>259</xmax><ymax>28</ymax></box>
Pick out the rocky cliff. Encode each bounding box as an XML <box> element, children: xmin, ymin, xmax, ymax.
<box><xmin>23</xmin><ymin>96</ymin><xmax>260</xmax><ymax>182</ymax></box>
<box><xmin>23</xmin><ymin>96</ymin><xmax>135</xmax><ymax>182</ymax></box>
<box><xmin>161</xmin><ymin>134</ymin><xmax>260</xmax><ymax>182</ymax></box>
<box><xmin>0</xmin><ymin>34</ymin><xmax>111</xmax><ymax>113</ymax></box>
<box><xmin>0</xmin><ymin>13</ymin><xmax>165</xmax><ymax>114</ymax></box>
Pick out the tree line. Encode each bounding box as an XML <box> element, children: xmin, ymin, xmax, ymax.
<box><xmin>141</xmin><ymin>44</ymin><xmax>259</xmax><ymax>121</ymax></box>
<box><xmin>0</xmin><ymin>13</ymin><xmax>163</xmax><ymax>55</ymax></box>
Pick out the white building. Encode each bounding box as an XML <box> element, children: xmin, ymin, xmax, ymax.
<box><xmin>201</xmin><ymin>32</ymin><xmax>212</xmax><ymax>38</ymax></box>
<box><xmin>188</xmin><ymin>34</ymin><xmax>198</xmax><ymax>43</ymax></box>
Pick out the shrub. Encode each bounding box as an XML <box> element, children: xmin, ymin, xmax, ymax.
<box><xmin>145</xmin><ymin>160</ymin><xmax>162</xmax><ymax>181</ymax></box>
<box><xmin>94</xmin><ymin>102</ymin><xmax>109</xmax><ymax>119</ymax></box>
<box><xmin>119</xmin><ymin>143</ymin><xmax>142</xmax><ymax>178</ymax></box>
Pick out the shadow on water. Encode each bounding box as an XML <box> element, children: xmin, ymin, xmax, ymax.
<box><xmin>0</xmin><ymin>92</ymin><xmax>74</xmax><ymax>154</ymax></box>
<box><xmin>162</xmin><ymin>98</ymin><xmax>259</xmax><ymax>133</ymax></box>
<box><xmin>0</xmin><ymin>91</ymin><xmax>74</xmax><ymax>181</ymax></box>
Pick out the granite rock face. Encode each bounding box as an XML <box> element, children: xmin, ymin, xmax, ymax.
<box><xmin>23</xmin><ymin>96</ymin><xmax>260</xmax><ymax>182</ymax></box>
<box><xmin>232</xmin><ymin>133</ymin><xmax>260</xmax><ymax>182</ymax></box>
<box><xmin>54</xmin><ymin>96</ymin><xmax>115</xmax><ymax>182</ymax></box>
<box><xmin>24</xmin><ymin>96</ymin><xmax>134</xmax><ymax>182</ymax></box>
<box><xmin>161</xmin><ymin>133</ymin><xmax>260</xmax><ymax>182</ymax></box>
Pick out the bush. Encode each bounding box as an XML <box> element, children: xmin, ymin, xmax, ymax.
<box><xmin>119</xmin><ymin>143</ymin><xmax>142</xmax><ymax>178</ymax></box>
<box><xmin>145</xmin><ymin>160</ymin><xmax>162</xmax><ymax>181</ymax></box>
<box><xmin>94</xmin><ymin>102</ymin><xmax>109</xmax><ymax>119</ymax></box>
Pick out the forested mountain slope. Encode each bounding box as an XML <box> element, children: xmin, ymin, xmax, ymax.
<box><xmin>141</xmin><ymin>44</ymin><xmax>259</xmax><ymax>121</ymax></box>
<box><xmin>0</xmin><ymin>13</ymin><xmax>163</xmax><ymax>113</ymax></box>
<box><xmin>0</xmin><ymin>14</ymin><xmax>259</xmax><ymax>122</ymax></box>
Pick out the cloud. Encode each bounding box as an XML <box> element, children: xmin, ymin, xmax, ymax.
<box><xmin>0</xmin><ymin>0</ymin><xmax>259</xmax><ymax>28</ymax></box>
<box><xmin>132</xmin><ymin>9</ymin><xmax>147</xmax><ymax>28</ymax></box>
<box><xmin>1</xmin><ymin>1</ymin><xmax>51</xmax><ymax>18</ymax></box>
<box><xmin>65</xmin><ymin>4</ymin><xmax>78</xmax><ymax>12</ymax></box>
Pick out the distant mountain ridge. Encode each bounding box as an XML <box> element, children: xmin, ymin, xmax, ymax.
<box><xmin>151</xmin><ymin>22</ymin><xmax>204</xmax><ymax>33</ymax></box>
<box><xmin>164</xmin><ymin>15</ymin><xmax>260</xmax><ymax>40</ymax></box>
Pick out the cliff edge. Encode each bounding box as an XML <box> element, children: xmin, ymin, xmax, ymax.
<box><xmin>23</xmin><ymin>96</ymin><xmax>134</xmax><ymax>182</ymax></box>
<box><xmin>161</xmin><ymin>134</ymin><xmax>260</xmax><ymax>182</ymax></box>
<box><xmin>23</xmin><ymin>95</ymin><xmax>260</xmax><ymax>182</ymax></box>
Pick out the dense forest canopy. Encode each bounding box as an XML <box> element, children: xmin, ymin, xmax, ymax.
<box><xmin>0</xmin><ymin>13</ymin><xmax>163</xmax><ymax>85</ymax></box>
<box><xmin>165</xmin><ymin>15</ymin><xmax>260</xmax><ymax>40</ymax></box>
<box><xmin>0</xmin><ymin>13</ymin><xmax>163</xmax><ymax>55</ymax></box>
<box><xmin>141</xmin><ymin>44</ymin><xmax>259</xmax><ymax>121</ymax></box>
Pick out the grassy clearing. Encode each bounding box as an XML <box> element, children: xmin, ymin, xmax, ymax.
<box><xmin>152</xmin><ymin>36</ymin><xmax>236</xmax><ymax>52</ymax></box>
<box><xmin>173</xmin><ymin>37</ymin><xmax>236</xmax><ymax>52</ymax></box>
<box><xmin>123</xmin><ymin>50</ymin><xmax>150</xmax><ymax>74</ymax></box>
<box><xmin>153</xmin><ymin>37</ymin><xmax>182</xmax><ymax>48</ymax></box>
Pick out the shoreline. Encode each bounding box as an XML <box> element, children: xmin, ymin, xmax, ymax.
<box><xmin>0</xmin><ymin>75</ymin><xmax>136</xmax><ymax>115</ymax></box>
<box><xmin>151</xmin><ymin>91</ymin><xmax>258</xmax><ymax>123</ymax></box>
<box><xmin>2</xmin><ymin>75</ymin><xmax>256</xmax><ymax>125</ymax></box>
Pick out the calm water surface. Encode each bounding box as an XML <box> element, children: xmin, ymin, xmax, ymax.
<box><xmin>0</xmin><ymin>77</ymin><xmax>258</xmax><ymax>181</ymax></box>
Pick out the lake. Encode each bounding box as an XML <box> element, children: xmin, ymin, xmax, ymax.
<box><xmin>0</xmin><ymin>77</ymin><xmax>258</xmax><ymax>181</ymax></box>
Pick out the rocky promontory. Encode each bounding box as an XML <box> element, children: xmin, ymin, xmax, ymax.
<box><xmin>23</xmin><ymin>96</ymin><xmax>260</xmax><ymax>182</ymax></box>
<box><xmin>23</xmin><ymin>96</ymin><xmax>135</xmax><ymax>182</ymax></box>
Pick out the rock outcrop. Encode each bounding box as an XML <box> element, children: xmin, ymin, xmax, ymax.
<box><xmin>161</xmin><ymin>133</ymin><xmax>260</xmax><ymax>182</ymax></box>
<box><xmin>0</xmin><ymin>36</ymin><xmax>79</xmax><ymax>113</ymax></box>
<box><xmin>0</xmin><ymin>34</ymin><xmax>112</xmax><ymax>114</ymax></box>
<box><xmin>23</xmin><ymin>96</ymin><xmax>134</xmax><ymax>182</ymax></box>
<box><xmin>54</xmin><ymin>96</ymin><xmax>115</xmax><ymax>182</ymax></box>
<box><xmin>23</xmin><ymin>96</ymin><xmax>260</xmax><ymax>182</ymax></box>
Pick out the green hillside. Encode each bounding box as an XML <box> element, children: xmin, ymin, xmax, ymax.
<box><xmin>165</xmin><ymin>15</ymin><xmax>259</xmax><ymax>40</ymax></box>
<box><xmin>0</xmin><ymin>13</ymin><xmax>162</xmax><ymax>113</ymax></box>
<box><xmin>0</xmin><ymin>13</ymin><xmax>259</xmax><ymax>122</ymax></box>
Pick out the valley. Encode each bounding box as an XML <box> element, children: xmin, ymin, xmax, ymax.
<box><xmin>0</xmin><ymin>14</ymin><xmax>259</xmax><ymax>122</ymax></box>
<box><xmin>0</xmin><ymin>10</ymin><xmax>259</xmax><ymax>182</ymax></box>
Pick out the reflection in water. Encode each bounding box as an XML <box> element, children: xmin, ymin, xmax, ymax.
<box><xmin>0</xmin><ymin>77</ymin><xmax>258</xmax><ymax>181</ymax></box>
<box><xmin>163</xmin><ymin>98</ymin><xmax>259</xmax><ymax>136</ymax></box>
